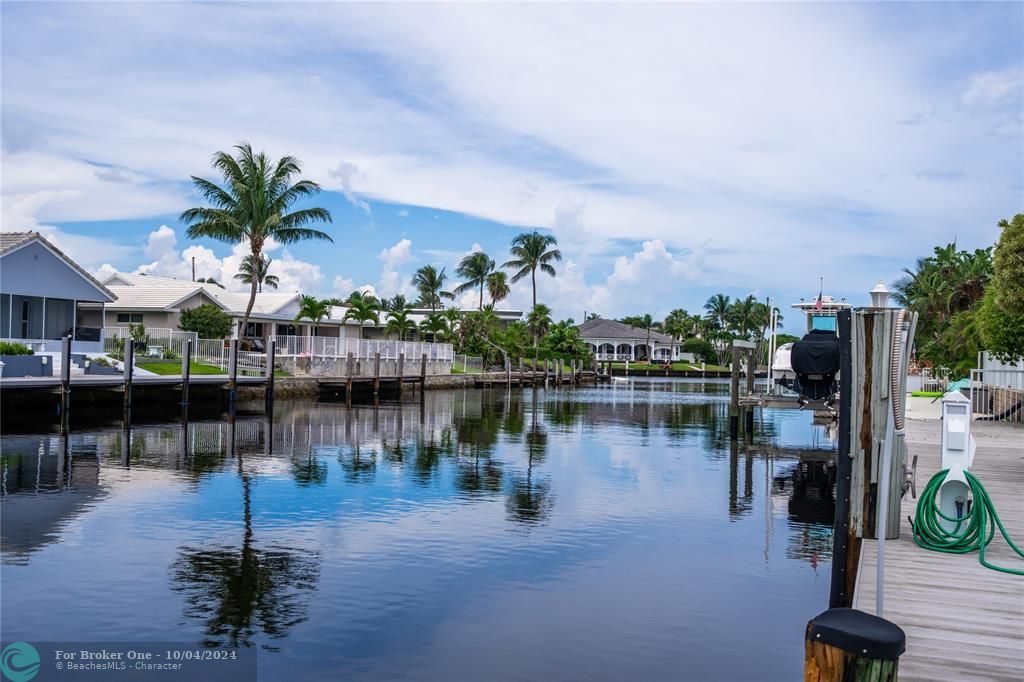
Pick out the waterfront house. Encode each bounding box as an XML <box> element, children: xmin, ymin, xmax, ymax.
<box><xmin>0</xmin><ymin>232</ymin><xmax>116</xmax><ymax>352</ymax></box>
<box><xmin>577</xmin><ymin>317</ymin><xmax>687</xmax><ymax>362</ymax></box>
<box><xmin>96</xmin><ymin>271</ymin><xmax>522</xmax><ymax>344</ymax></box>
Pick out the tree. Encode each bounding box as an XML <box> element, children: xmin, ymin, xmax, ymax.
<box><xmin>294</xmin><ymin>295</ymin><xmax>330</xmax><ymax>336</ymax></box>
<box><xmin>502</xmin><ymin>231</ymin><xmax>561</xmax><ymax>311</ymax></box>
<box><xmin>385</xmin><ymin>309</ymin><xmax>417</xmax><ymax>341</ymax></box>
<box><xmin>682</xmin><ymin>337</ymin><xmax>714</xmax><ymax>363</ymax></box>
<box><xmin>411</xmin><ymin>265</ymin><xmax>454</xmax><ymax>312</ymax></box>
<box><xmin>179</xmin><ymin>304</ymin><xmax>233</xmax><ymax>339</ymax></box>
<box><xmin>526</xmin><ymin>304</ymin><xmax>553</xmax><ymax>355</ymax></box>
<box><xmin>234</xmin><ymin>254</ymin><xmax>279</xmax><ymax>292</ymax></box>
<box><xmin>454</xmin><ymin>251</ymin><xmax>495</xmax><ymax>310</ymax></box>
<box><xmin>992</xmin><ymin>214</ymin><xmax>1024</xmax><ymax>313</ymax></box>
<box><xmin>381</xmin><ymin>294</ymin><xmax>410</xmax><ymax>313</ymax></box>
<box><xmin>420</xmin><ymin>313</ymin><xmax>452</xmax><ymax>343</ymax></box>
<box><xmin>704</xmin><ymin>294</ymin><xmax>731</xmax><ymax>330</ymax></box>
<box><xmin>486</xmin><ymin>271</ymin><xmax>511</xmax><ymax>306</ymax></box>
<box><xmin>343</xmin><ymin>297</ymin><xmax>380</xmax><ymax>339</ymax></box>
<box><xmin>663</xmin><ymin>308</ymin><xmax>690</xmax><ymax>340</ymax></box>
<box><xmin>622</xmin><ymin>313</ymin><xmax>657</xmax><ymax>361</ymax></box>
<box><xmin>196</xmin><ymin>277</ymin><xmax>226</xmax><ymax>289</ymax></box>
<box><xmin>180</xmin><ymin>142</ymin><xmax>332</xmax><ymax>339</ymax></box>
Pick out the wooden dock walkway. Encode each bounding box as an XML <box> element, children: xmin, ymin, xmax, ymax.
<box><xmin>854</xmin><ymin>418</ymin><xmax>1024</xmax><ymax>682</ymax></box>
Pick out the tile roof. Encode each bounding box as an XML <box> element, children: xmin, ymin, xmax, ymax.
<box><xmin>101</xmin><ymin>272</ymin><xmax>299</xmax><ymax>315</ymax></box>
<box><xmin>576</xmin><ymin>318</ymin><xmax>675</xmax><ymax>344</ymax></box>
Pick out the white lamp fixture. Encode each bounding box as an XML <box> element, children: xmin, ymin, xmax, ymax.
<box><xmin>870</xmin><ymin>280</ymin><xmax>891</xmax><ymax>308</ymax></box>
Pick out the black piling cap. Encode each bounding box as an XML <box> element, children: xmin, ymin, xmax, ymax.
<box><xmin>807</xmin><ymin>607</ymin><xmax>906</xmax><ymax>660</ymax></box>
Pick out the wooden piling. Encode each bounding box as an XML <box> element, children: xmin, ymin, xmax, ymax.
<box><xmin>123</xmin><ymin>339</ymin><xmax>134</xmax><ymax>424</ymax></box>
<box><xmin>264</xmin><ymin>338</ymin><xmax>275</xmax><ymax>413</ymax></box>
<box><xmin>181</xmin><ymin>339</ymin><xmax>192</xmax><ymax>406</ymax></box>
<box><xmin>729</xmin><ymin>344</ymin><xmax>740</xmax><ymax>440</ymax></box>
<box><xmin>804</xmin><ymin>608</ymin><xmax>904</xmax><ymax>681</ymax></box>
<box><xmin>830</xmin><ymin>309</ymin><xmax>855</xmax><ymax>608</ymax></box>
<box><xmin>227</xmin><ymin>338</ymin><xmax>238</xmax><ymax>414</ymax></box>
<box><xmin>373</xmin><ymin>351</ymin><xmax>381</xmax><ymax>396</ymax></box>
<box><xmin>518</xmin><ymin>358</ymin><xmax>524</xmax><ymax>386</ymax></box>
<box><xmin>397</xmin><ymin>352</ymin><xmax>405</xmax><ymax>398</ymax></box>
<box><xmin>346</xmin><ymin>351</ymin><xmax>355</xmax><ymax>398</ymax></box>
<box><xmin>60</xmin><ymin>335</ymin><xmax>71</xmax><ymax>433</ymax></box>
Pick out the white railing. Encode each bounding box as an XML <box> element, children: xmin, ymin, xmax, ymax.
<box><xmin>103</xmin><ymin>327</ymin><xmax>198</xmax><ymax>359</ymax></box>
<box><xmin>453</xmin><ymin>354</ymin><xmax>483</xmax><ymax>373</ymax></box>
<box><xmin>194</xmin><ymin>339</ymin><xmax>229</xmax><ymax>369</ymax></box>
<box><xmin>969</xmin><ymin>368</ymin><xmax>1024</xmax><ymax>423</ymax></box>
<box><xmin>271</xmin><ymin>335</ymin><xmax>453</xmax><ymax>362</ymax></box>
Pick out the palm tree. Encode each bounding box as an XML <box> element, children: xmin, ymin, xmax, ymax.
<box><xmin>234</xmin><ymin>254</ymin><xmax>279</xmax><ymax>293</ymax></box>
<box><xmin>385</xmin><ymin>309</ymin><xmax>417</xmax><ymax>341</ymax></box>
<box><xmin>663</xmin><ymin>308</ymin><xmax>690</xmax><ymax>340</ymax></box>
<box><xmin>411</xmin><ymin>265</ymin><xmax>454</xmax><ymax>312</ymax></box>
<box><xmin>526</xmin><ymin>303</ymin><xmax>553</xmax><ymax>353</ymax></box>
<box><xmin>486</xmin><ymin>271</ymin><xmax>511</xmax><ymax>306</ymax></box>
<box><xmin>454</xmin><ymin>251</ymin><xmax>495</xmax><ymax>310</ymax></box>
<box><xmin>382</xmin><ymin>294</ymin><xmax>410</xmax><ymax>313</ymax></box>
<box><xmin>181</xmin><ymin>142</ymin><xmax>332</xmax><ymax>338</ymax></box>
<box><xmin>704</xmin><ymin>293</ymin><xmax>731</xmax><ymax>330</ymax></box>
<box><xmin>343</xmin><ymin>297</ymin><xmax>380</xmax><ymax>339</ymax></box>
<box><xmin>503</xmin><ymin>231</ymin><xmax>561</xmax><ymax>310</ymax></box>
<box><xmin>420</xmin><ymin>313</ymin><xmax>451</xmax><ymax>343</ymax></box>
<box><xmin>623</xmin><ymin>313</ymin><xmax>657</xmax><ymax>361</ymax></box>
<box><xmin>294</xmin><ymin>295</ymin><xmax>330</xmax><ymax>337</ymax></box>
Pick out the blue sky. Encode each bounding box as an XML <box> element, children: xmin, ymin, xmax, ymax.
<box><xmin>1</xmin><ymin>2</ymin><xmax>1021</xmax><ymax>332</ymax></box>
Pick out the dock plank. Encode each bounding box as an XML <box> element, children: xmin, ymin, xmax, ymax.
<box><xmin>854</xmin><ymin>418</ymin><xmax>1024</xmax><ymax>682</ymax></box>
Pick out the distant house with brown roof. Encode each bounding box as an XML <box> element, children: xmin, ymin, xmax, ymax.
<box><xmin>576</xmin><ymin>317</ymin><xmax>689</xmax><ymax>362</ymax></box>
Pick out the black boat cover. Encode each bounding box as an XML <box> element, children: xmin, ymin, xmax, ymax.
<box><xmin>791</xmin><ymin>329</ymin><xmax>840</xmax><ymax>400</ymax></box>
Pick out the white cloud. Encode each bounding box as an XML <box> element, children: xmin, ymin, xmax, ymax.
<box><xmin>127</xmin><ymin>225</ymin><xmax>324</xmax><ymax>294</ymax></box>
<box><xmin>376</xmin><ymin>238</ymin><xmax>415</xmax><ymax>298</ymax></box>
<box><xmin>329</xmin><ymin>160</ymin><xmax>371</xmax><ymax>214</ymax></box>
<box><xmin>962</xmin><ymin>69</ymin><xmax>1022</xmax><ymax>108</ymax></box>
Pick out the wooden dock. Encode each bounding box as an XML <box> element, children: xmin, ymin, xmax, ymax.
<box><xmin>853</xmin><ymin>418</ymin><xmax>1024</xmax><ymax>682</ymax></box>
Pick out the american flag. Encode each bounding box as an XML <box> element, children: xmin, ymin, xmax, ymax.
<box><xmin>814</xmin><ymin>280</ymin><xmax>823</xmax><ymax>311</ymax></box>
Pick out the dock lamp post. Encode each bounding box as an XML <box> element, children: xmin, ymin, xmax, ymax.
<box><xmin>869</xmin><ymin>281</ymin><xmax>891</xmax><ymax>308</ymax></box>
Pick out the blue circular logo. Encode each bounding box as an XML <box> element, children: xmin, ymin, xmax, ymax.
<box><xmin>1</xmin><ymin>642</ymin><xmax>39</xmax><ymax>682</ymax></box>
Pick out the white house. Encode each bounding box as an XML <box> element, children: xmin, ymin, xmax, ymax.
<box><xmin>577</xmin><ymin>318</ymin><xmax>687</xmax><ymax>362</ymax></box>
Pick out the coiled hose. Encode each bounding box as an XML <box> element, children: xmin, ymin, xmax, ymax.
<box><xmin>912</xmin><ymin>468</ymin><xmax>1024</xmax><ymax>575</ymax></box>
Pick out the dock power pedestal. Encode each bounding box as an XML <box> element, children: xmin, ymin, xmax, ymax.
<box><xmin>939</xmin><ymin>392</ymin><xmax>976</xmax><ymax>532</ymax></box>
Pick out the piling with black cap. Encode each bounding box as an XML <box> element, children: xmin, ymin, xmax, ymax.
<box><xmin>804</xmin><ymin>607</ymin><xmax>905</xmax><ymax>681</ymax></box>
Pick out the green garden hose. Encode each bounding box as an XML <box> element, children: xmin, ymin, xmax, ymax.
<box><xmin>912</xmin><ymin>468</ymin><xmax>1024</xmax><ymax>575</ymax></box>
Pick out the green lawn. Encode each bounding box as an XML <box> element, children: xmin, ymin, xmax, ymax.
<box><xmin>136</xmin><ymin>360</ymin><xmax>224</xmax><ymax>375</ymax></box>
<box><xmin>452</xmin><ymin>362</ymin><xmax>482</xmax><ymax>374</ymax></box>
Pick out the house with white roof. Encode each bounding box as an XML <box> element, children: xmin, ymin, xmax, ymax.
<box><xmin>1</xmin><ymin>232</ymin><xmax>116</xmax><ymax>352</ymax></box>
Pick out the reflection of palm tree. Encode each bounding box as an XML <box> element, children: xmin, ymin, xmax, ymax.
<box><xmin>507</xmin><ymin>390</ymin><xmax>554</xmax><ymax>524</ymax></box>
<box><xmin>338</xmin><ymin>444</ymin><xmax>376</xmax><ymax>483</ymax></box>
<box><xmin>291</xmin><ymin>452</ymin><xmax>328</xmax><ymax>486</ymax></box>
<box><xmin>171</xmin><ymin>456</ymin><xmax>320</xmax><ymax>647</ymax></box>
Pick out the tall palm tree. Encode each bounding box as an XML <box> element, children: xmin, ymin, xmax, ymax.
<box><xmin>234</xmin><ymin>254</ymin><xmax>279</xmax><ymax>293</ymax></box>
<box><xmin>663</xmin><ymin>308</ymin><xmax>690</xmax><ymax>340</ymax></box>
<box><xmin>503</xmin><ymin>231</ymin><xmax>562</xmax><ymax>310</ymax></box>
<box><xmin>411</xmin><ymin>265</ymin><xmax>454</xmax><ymax>312</ymax></box>
<box><xmin>343</xmin><ymin>297</ymin><xmax>380</xmax><ymax>339</ymax></box>
<box><xmin>385</xmin><ymin>309</ymin><xmax>417</xmax><ymax>341</ymax></box>
<box><xmin>486</xmin><ymin>271</ymin><xmax>511</xmax><ymax>306</ymax></box>
<box><xmin>454</xmin><ymin>251</ymin><xmax>495</xmax><ymax>310</ymax></box>
<box><xmin>703</xmin><ymin>293</ymin><xmax>731</xmax><ymax>330</ymax></box>
<box><xmin>382</xmin><ymin>294</ymin><xmax>410</xmax><ymax>313</ymax></box>
<box><xmin>294</xmin><ymin>295</ymin><xmax>330</xmax><ymax>337</ymax></box>
<box><xmin>181</xmin><ymin>142</ymin><xmax>332</xmax><ymax>338</ymax></box>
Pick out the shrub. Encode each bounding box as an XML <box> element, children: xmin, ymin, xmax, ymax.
<box><xmin>682</xmin><ymin>337</ymin><xmax>715</xmax><ymax>362</ymax></box>
<box><xmin>179</xmin><ymin>304</ymin><xmax>232</xmax><ymax>339</ymax></box>
<box><xmin>0</xmin><ymin>341</ymin><xmax>33</xmax><ymax>356</ymax></box>
<box><xmin>162</xmin><ymin>347</ymin><xmax>180</xmax><ymax>360</ymax></box>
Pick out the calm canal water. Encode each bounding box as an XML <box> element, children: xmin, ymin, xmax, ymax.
<box><xmin>2</xmin><ymin>379</ymin><xmax>835</xmax><ymax>681</ymax></box>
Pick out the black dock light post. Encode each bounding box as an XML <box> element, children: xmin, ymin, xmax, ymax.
<box><xmin>804</xmin><ymin>607</ymin><xmax>905</xmax><ymax>681</ymax></box>
<box><xmin>830</xmin><ymin>309</ymin><xmax>854</xmax><ymax>608</ymax></box>
<box><xmin>227</xmin><ymin>338</ymin><xmax>238</xmax><ymax>415</ymax></box>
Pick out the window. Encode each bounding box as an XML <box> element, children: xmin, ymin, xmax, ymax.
<box><xmin>244</xmin><ymin>322</ymin><xmax>265</xmax><ymax>338</ymax></box>
<box><xmin>276</xmin><ymin>324</ymin><xmax>296</xmax><ymax>337</ymax></box>
<box><xmin>116</xmin><ymin>313</ymin><xmax>144</xmax><ymax>324</ymax></box>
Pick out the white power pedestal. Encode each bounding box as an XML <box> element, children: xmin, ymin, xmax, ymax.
<box><xmin>939</xmin><ymin>392</ymin><xmax>977</xmax><ymax>531</ymax></box>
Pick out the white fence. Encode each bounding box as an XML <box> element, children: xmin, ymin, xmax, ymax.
<box><xmin>453</xmin><ymin>354</ymin><xmax>484</xmax><ymax>373</ymax></box>
<box><xmin>103</xmin><ymin>327</ymin><xmax>198</xmax><ymax>359</ymax></box>
<box><xmin>272</xmin><ymin>335</ymin><xmax>453</xmax><ymax>363</ymax></box>
<box><xmin>969</xmin><ymin>368</ymin><xmax>1024</xmax><ymax>423</ymax></box>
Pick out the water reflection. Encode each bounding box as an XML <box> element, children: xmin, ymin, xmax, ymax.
<box><xmin>2</xmin><ymin>379</ymin><xmax>838</xmax><ymax>680</ymax></box>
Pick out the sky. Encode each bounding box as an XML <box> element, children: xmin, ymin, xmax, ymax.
<box><xmin>1</xmin><ymin>2</ymin><xmax>1021</xmax><ymax>333</ymax></box>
